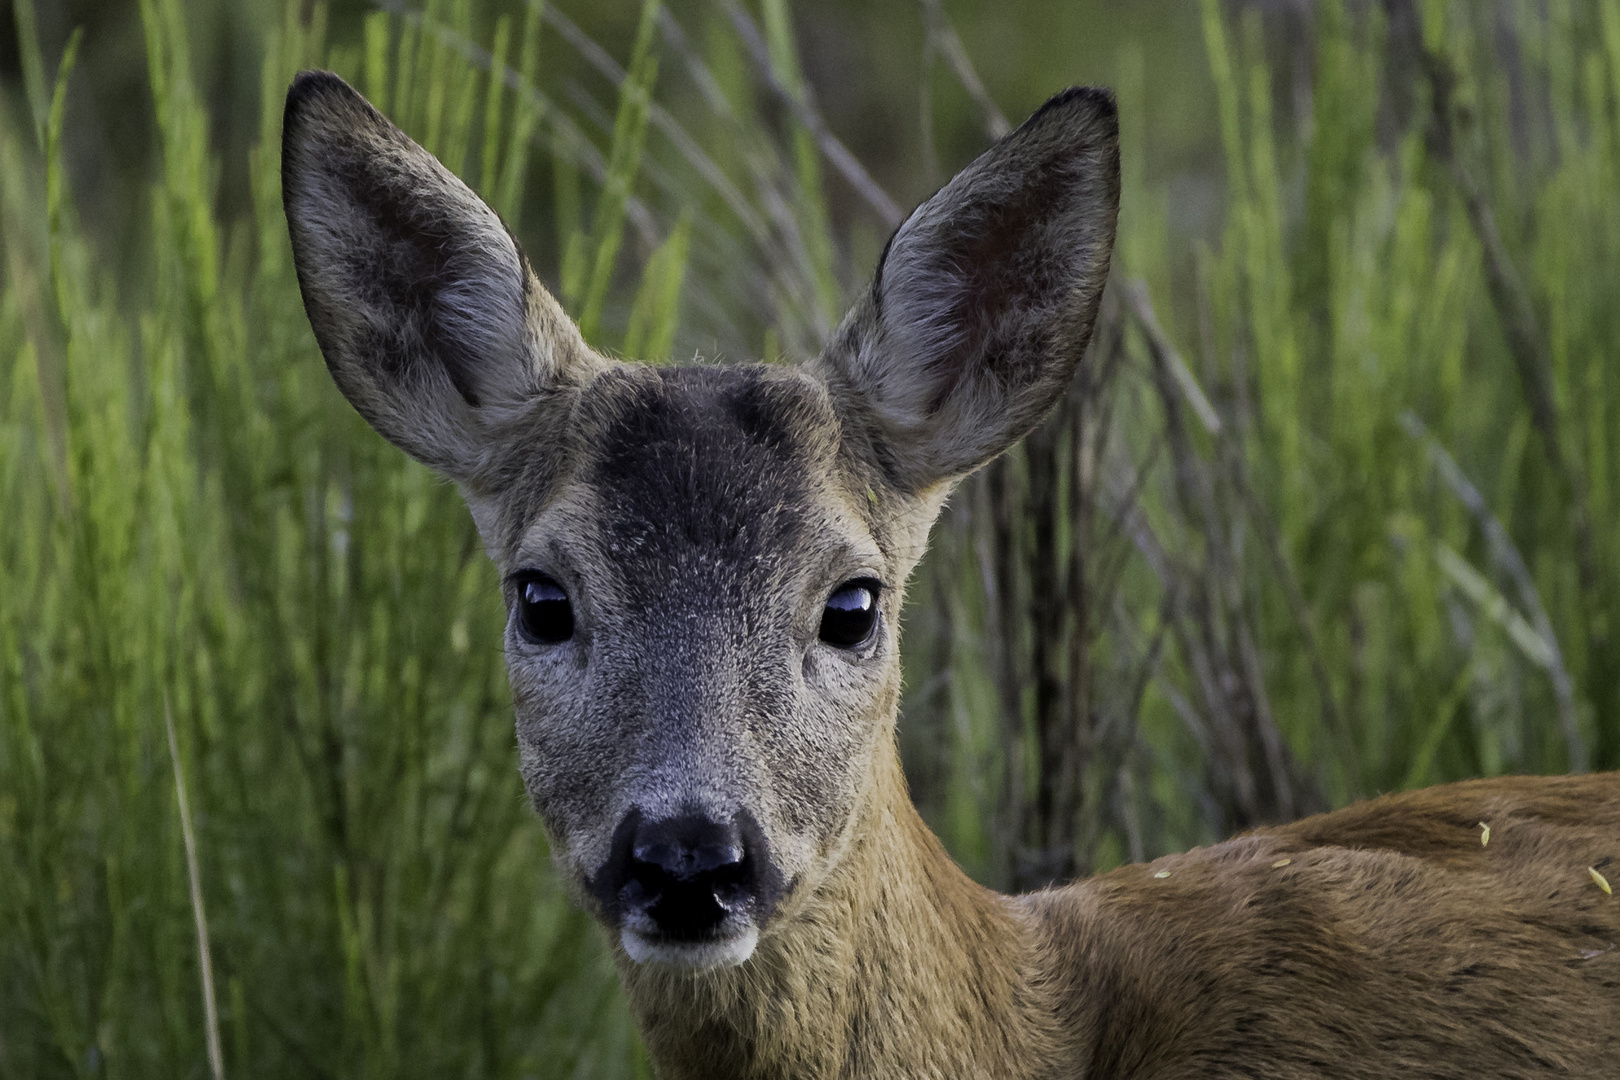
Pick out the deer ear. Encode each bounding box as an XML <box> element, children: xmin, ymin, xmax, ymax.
<box><xmin>282</xmin><ymin>71</ymin><xmax>603</xmax><ymax>485</ymax></box>
<box><xmin>814</xmin><ymin>87</ymin><xmax>1119</xmax><ymax>493</ymax></box>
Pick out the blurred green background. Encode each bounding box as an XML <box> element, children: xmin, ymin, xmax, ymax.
<box><xmin>3</xmin><ymin>0</ymin><xmax>1618</xmax><ymax>1075</ymax></box>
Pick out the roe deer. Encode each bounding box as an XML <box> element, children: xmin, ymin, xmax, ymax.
<box><xmin>282</xmin><ymin>70</ymin><xmax>1620</xmax><ymax>1079</ymax></box>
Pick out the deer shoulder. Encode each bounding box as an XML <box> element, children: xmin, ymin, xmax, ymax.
<box><xmin>1029</xmin><ymin>773</ymin><xmax>1620</xmax><ymax>1078</ymax></box>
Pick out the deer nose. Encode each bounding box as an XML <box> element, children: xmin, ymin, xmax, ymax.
<box><xmin>633</xmin><ymin>826</ymin><xmax>744</xmax><ymax>881</ymax></box>
<box><xmin>617</xmin><ymin>811</ymin><xmax>761</xmax><ymax>941</ymax></box>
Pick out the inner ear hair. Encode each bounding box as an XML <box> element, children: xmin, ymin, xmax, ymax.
<box><xmin>814</xmin><ymin>86</ymin><xmax>1120</xmax><ymax>495</ymax></box>
<box><xmin>282</xmin><ymin>70</ymin><xmax>601</xmax><ymax>485</ymax></box>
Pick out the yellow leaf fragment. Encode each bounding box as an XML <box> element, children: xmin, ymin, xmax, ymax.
<box><xmin>1271</xmin><ymin>858</ymin><xmax>1292</xmax><ymax>869</ymax></box>
<box><xmin>1153</xmin><ymin>870</ymin><xmax>1171</xmax><ymax>879</ymax></box>
<box><xmin>1591</xmin><ymin>867</ymin><xmax>1613</xmax><ymax>896</ymax></box>
<box><xmin>1478</xmin><ymin>822</ymin><xmax>1490</xmax><ymax>847</ymax></box>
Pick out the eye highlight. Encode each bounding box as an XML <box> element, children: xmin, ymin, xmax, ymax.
<box><xmin>514</xmin><ymin>574</ymin><xmax>574</xmax><ymax>644</ymax></box>
<box><xmin>819</xmin><ymin>579</ymin><xmax>881</xmax><ymax>649</ymax></box>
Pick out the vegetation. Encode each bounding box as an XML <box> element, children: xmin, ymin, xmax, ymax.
<box><xmin>2</xmin><ymin>0</ymin><xmax>1618</xmax><ymax>1075</ymax></box>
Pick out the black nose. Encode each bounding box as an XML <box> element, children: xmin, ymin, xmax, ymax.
<box><xmin>590</xmin><ymin>808</ymin><xmax>779</xmax><ymax>941</ymax></box>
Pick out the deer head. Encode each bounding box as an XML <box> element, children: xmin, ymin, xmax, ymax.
<box><xmin>283</xmin><ymin>71</ymin><xmax>1118</xmax><ymax>972</ymax></box>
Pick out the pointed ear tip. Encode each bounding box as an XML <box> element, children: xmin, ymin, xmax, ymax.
<box><xmin>283</xmin><ymin>70</ymin><xmax>380</xmax><ymax>149</ymax></box>
<box><xmin>286</xmin><ymin>70</ymin><xmax>358</xmax><ymax>114</ymax></box>
<box><xmin>1029</xmin><ymin>85</ymin><xmax>1120</xmax><ymax>143</ymax></box>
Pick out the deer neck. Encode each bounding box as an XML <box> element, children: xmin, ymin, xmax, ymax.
<box><xmin>619</xmin><ymin>745</ymin><xmax>1066</xmax><ymax>1080</ymax></box>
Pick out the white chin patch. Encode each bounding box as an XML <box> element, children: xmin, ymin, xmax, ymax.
<box><xmin>621</xmin><ymin>925</ymin><xmax>760</xmax><ymax>971</ymax></box>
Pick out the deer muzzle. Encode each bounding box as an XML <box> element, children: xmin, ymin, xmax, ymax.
<box><xmin>588</xmin><ymin>806</ymin><xmax>784</xmax><ymax>969</ymax></box>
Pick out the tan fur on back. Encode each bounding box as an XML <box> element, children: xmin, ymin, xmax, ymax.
<box><xmin>627</xmin><ymin>758</ymin><xmax>1620</xmax><ymax>1079</ymax></box>
<box><xmin>1038</xmin><ymin>773</ymin><xmax>1620</xmax><ymax>1078</ymax></box>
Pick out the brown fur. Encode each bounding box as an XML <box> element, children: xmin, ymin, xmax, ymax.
<box><xmin>625</xmin><ymin>749</ymin><xmax>1620</xmax><ymax>1079</ymax></box>
<box><xmin>281</xmin><ymin>71</ymin><xmax>1620</xmax><ymax>1079</ymax></box>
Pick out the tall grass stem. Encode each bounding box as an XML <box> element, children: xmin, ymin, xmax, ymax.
<box><xmin>165</xmin><ymin>696</ymin><xmax>226</xmax><ymax>1080</ymax></box>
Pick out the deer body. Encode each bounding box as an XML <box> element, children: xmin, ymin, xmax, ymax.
<box><xmin>281</xmin><ymin>71</ymin><xmax>1620</xmax><ymax>1079</ymax></box>
<box><xmin>628</xmin><ymin>761</ymin><xmax>1620</xmax><ymax>1080</ymax></box>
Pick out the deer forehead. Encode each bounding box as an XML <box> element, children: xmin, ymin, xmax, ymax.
<box><xmin>499</xmin><ymin>363</ymin><xmax>896</xmax><ymax>601</ymax></box>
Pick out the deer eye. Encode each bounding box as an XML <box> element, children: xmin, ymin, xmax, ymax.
<box><xmin>819</xmin><ymin>579</ymin><xmax>880</xmax><ymax>649</ymax></box>
<box><xmin>515</xmin><ymin>574</ymin><xmax>573</xmax><ymax>644</ymax></box>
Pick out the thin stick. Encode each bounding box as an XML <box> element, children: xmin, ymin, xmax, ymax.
<box><xmin>166</xmin><ymin>697</ymin><xmax>225</xmax><ymax>1080</ymax></box>
<box><xmin>718</xmin><ymin>0</ymin><xmax>904</xmax><ymax>228</ymax></box>
<box><xmin>1126</xmin><ymin>279</ymin><xmax>1346</xmax><ymax>803</ymax></box>
<box><xmin>1401</xmin><ymin>411</ymin><xmax>1586</xmax><ymax>772</ymax></box>
<box><xmin>1394</xmin><ymin>0</ymin><xmax>1609</xmax><ymax>739</ymax></box>
<box><xmin>539</xmin><ymin>2</ymin><xmax>772</xmax><ymax>245</ymax></box>
<box><xmin>918</xmin><ymin>0</ymin><xmax>1009</xmax><ymax>141</ymax></box>
<box><xmin>374</xmin><ymin>0</ymin><xmax>661</xmax><ymax>247</ymax></box>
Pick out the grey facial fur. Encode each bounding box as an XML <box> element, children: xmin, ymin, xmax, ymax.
<box><xmin>283</xmin><ymin>70</ymin><xmax>1119</xmax><ymax>967</ymax></box>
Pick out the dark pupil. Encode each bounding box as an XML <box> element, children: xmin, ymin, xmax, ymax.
<box><xmin>517</xmin><ymin>577</ymin><xmax>573</xmax><ymax>643</ymax></box>
<box><xmin>819</xmin><ymin>581</ymin><xmax>878</xmax><ymax>648</ymax></box>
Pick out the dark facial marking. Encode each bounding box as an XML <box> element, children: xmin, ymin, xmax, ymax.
<box><xmin>578</xmin><ymin>366</ymin><xmax>835</xmax><ymax>572</ymax></box>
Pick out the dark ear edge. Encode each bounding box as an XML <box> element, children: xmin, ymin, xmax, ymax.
<box><xmin>282</xmin><ymin>71</ymin><xmax>600</xmax><ymax>485</ymax></box>
<box><xmin>815</xmin><ymin>86</ymin><xmax>1120</xmax><ymax>495</ymax></box>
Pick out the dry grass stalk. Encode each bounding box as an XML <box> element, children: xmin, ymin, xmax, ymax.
<box><xmin>165</xmin><ymin>697</ymin><xmax>226</xmax><ymax>1080</ymax></box>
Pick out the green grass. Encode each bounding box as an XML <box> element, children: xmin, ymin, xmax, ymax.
<box><xmin>3</xmin><ymin>0</ymin><xmax>1620</xmax><ymax>1076</ymax></box>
